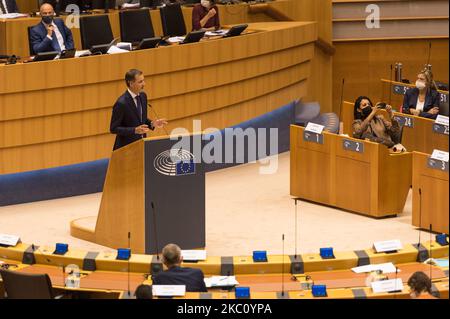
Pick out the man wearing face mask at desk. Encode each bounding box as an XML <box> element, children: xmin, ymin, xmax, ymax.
<box><xmin>30</xmin><ymin>3</ymin><xmax>74</xmax><ymax>54</ymax></box>
<box><xmin>192</xmin><ymin>0</ymin><xmax>220</xmax><ymax>31</ymax></box>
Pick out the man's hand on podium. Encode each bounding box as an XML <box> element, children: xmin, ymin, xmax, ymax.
<box><xmin>154</xmin><ymin>119</ymin><xmax>168</xmax><ymax>129</ymax></box>
<box><xmin>135</xmin><ymin>124</ymin><xmax>150</xmax><ymax>135</ymax></box>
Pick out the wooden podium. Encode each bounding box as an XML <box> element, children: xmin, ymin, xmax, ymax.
<box><xmin>412</xmin><ymin>152</ymin><xmax>449</xmax><ymax>234</ymax></box>
<box><xmin>71</xmin><ymin>134</ymin><xmax>205</xmax><ymax>254</ymax></box>
<box><xmin>290</xmin><ymin>125</ymin><xmax>412</xmax><ymax>218</ymax></box>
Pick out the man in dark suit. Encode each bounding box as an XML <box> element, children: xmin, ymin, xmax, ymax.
<box><xmin>110</xmin><ymin>69</ymin><xmax>167</xmax><ymax>150</ymax></box>
<box><xmin>152</xmin><ymin>244</ymin><xmax>207</xmax><ymax>292</ymax></box>
<box><xmin>0</xmin><ymin>0</ymin><xmax>19</xmax><ymax>14</ymax></box>
<box><xmin>30</xmin><ymin>3</ymin><xmax>74</xmax><ymax>54</ymax></box>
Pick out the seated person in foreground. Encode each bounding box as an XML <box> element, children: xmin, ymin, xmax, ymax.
<box><xmin>0</xmin><ymin>0</ymin><xmax>19</xmax><ymax>14</ymax></box>
<box><xmin>407</xmin><ymin>271</ymin><xmax>438</xmax><ymax>299</ymax></box>
<box><xmin>192</xmin><ymin>0</ymin><xmax>220</xmax><ymax>31</ymax></box>
<box><xmin>135</xmin><ymin>284</ymin><xmax>153</xmax><ymax>299</ymax></box>
<box><xmin>402</xmin><ymin>69</ymin><xmax>440</xmax><ymax>119</ymax></box>
<box><xmin>352</xmin><ymin>96</ymin><xmax>401</xmax><ymax>149</ymax></box>
<box><xmin>30</xmin><ymin>3</ymin><xmax>74</xmax><ymax>54</ymax></box>
<box><xmin>152</xmin><ymin>243</ymin><xmax>207</xmax><ymax>292</ymax></box>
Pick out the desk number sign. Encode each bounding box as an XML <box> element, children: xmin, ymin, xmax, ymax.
<box><xmin>433</xmin><ymin>115</ymin><xmax>449</xmax><ymax>136</ymax></box>
<box><xmin>303</xmin><ymin>123</ymin><xmax>325</xmax><ymax>145</ymax></box>
<box><xmin>342</xmin><ymin>139</ymin><xmax>364</xmax><ymax>153</ymax></box>
<box><xmin>393</xmin><ymin>115</ymin><xmax>414</xmax><ymax>128</ymax></box>
<box><xmin>428</xmin><ymin>150</ymin><xmax>449</xmax><ymax>172</ymax></box>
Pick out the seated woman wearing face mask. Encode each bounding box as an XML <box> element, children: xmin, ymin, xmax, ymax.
<box><xmin>402</xmin><ymin>69</ymin><xmax>440</xmax><ymax>119</ymax></box>
<box><xmin>192</xmin><ymin>0</ymin><xmax>220</xmax><ymax>31</ymax></box>
<box><xmin>352</xmin><ymin>96</ymin><xmax>401</xmax><ymax>149</ymax></box>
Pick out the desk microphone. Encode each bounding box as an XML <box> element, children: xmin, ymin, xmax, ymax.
<box><xmin>127</xmin><ymin>231</ymin><xmax>131</xmax><ymax>297</ymax></box>
<box><xmin>429</xmin><ymin>224</ymin><xmax>433</xmax><ymax>281</ymax></box>
<box><xmin>105</xmin><ymin>0</ymin><xmax>110</xmax><ymax>13</ymax></box>
<box><xmin>338</xmin><ymin>78</ymin><xmax>345</xmax><ymax>133</ymax></box>
<box><xmin>294</xmin><ymin>199</ymin><xmax>298</xmax><ymax>259</ymax></box>
<box><xmin>281</xmin><ymin>234</ymin><xmax>285</xmax><ymax>297</ymax></box>
<box><xmin>147</xmin><ymin>102</ymin><xmax>170</xmax><ymax>136</ymax></box>
<box><xmin>150</xmin><ymin>202</ymin><xmax>160</xmax><ymax>260</ymax></box>
<box><xmin>393</xmin><ymin>266</ymin><xmax>399</xmax><ymax>298</ymax></box>
<box><xmin>426</xmin><ymin>42</ymin><xmax>432</xmax><ymax>70</ymax></box>
<box><xmin>31</xmin><ymin>244</ymin><xmax>66</xmax><ymax>288</ymax></box>
<box><xmin>388</xmin><ymin>64</ymin><xmax>393</xmax><ymax>106</ymax></box>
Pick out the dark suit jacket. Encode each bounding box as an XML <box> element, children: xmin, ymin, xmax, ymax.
<box><xmin>3</xmin><ymin>0</ymin><xmax>19</xmax><ymax>13</ymax></box>
<box><xmin>152</xmin><ymin>266</ymin><xmax>207</xmax><ymax>292</ymax></box>
<box><xmin>30</xmin><ymin>19</ymin><xmax>74</xmax><ymax>54</ymax></box>
<box><xmin>110</xmin><ymin>90</ymin><xmax>154</xmax><ymax>150</ymax></box>
<box><xmin>402</xmin><ymin>87</ymin><xmax>440</xmax><ymax>119</ymax></box>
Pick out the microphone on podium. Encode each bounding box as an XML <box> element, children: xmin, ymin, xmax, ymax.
<box><xmin>150</xmin><ymin>202</ymin><xmax>163</xmax><ymax>275</ymax></box>
<box><xmin>147</xmin><ymin>102</ymin><xmax>170</xmax><ymax>136</ymax></box>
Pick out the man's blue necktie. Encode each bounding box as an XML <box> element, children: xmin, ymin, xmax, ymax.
<box><xmin>51</xmin><ymin>31</ymin><xmax>62</xmax><ymax>52</ymax></box>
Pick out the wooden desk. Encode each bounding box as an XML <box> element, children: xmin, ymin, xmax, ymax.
<box><xmin>290</xmin><ymin>125</ymin><xmax>412</xmax><ymax>218</ymax></box>
<box><xmin>341</xmin><ymin>101</ymin><xmax>449</xmax><ymax>154</ymax></box>
<box><xmin>412</xmin><ymin>152</ymin><xmax>449</xmax><ymax>234</ymax></box>
<box><xmin>0</xmin><ymin>21</ymin><xmax>316</xmax><ymax>174</ymax></box>
<box><xmin>0</xmin><ymin>1</ymin><xmax>296</xmax><ymax>57</ymax></box>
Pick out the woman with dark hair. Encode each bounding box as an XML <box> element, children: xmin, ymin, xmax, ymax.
<box><xmin>192</xmin><ymin>0</ymin><xmax>220</xmax><ymax>31</ymax></box>
<box><xmin>407</xmin><ymin>271</ymin><xmax>437</xmax><ymax>299</ymax></box>
<box><xmin>402</xmin><ymin>69</ymin><xmax>440</xmax><ymax>119</ymax></box>
<box><xmin>352</xmin><ymin>96</ymin><xmax>401</xmax><ymax>148</ymax></box>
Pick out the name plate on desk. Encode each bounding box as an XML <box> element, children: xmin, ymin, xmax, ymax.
<box><xmin>433</xmin><ymin>115</ymin><xmax>449</xmax><ymax>135</ymax></box>
<box><xmin>0</xmin><ymin>234</ymin><xmax>21</xmax><ymax>247</ymax></box>
<box><xmin>152</xmin><ymin>285</ymin><xmax>186</xmax><ymax>297</ymax></box>
<box><xmin>393</xmin><ymin>84</ymin><xmax>410</xmax><ymax>95</ymax></box>
<box><xmin>181</xmin><ymin>250</ymin><xmax>207</xmax><ymax>261</ymax></box>
<box><xmin>428</xmin><ymin>150</ymin><xmax>449</xmax><ymax>172</ymax></box>
<box><xmin>393</xmin><ymin>115</ymin><xmax>414</xmax><ymax>128</ymax></box>
<box><xmin>371</xmin><ymin>278</ymin><xmax>403</xmax><ymax>293</ymax></box>
<box><xmin>342</xmin><ymin>139</ymin><xmax>364</xmax><ymax>153</ymax></box>
<box><xmin>303</xmin><ymin>131</ymin><xmax>324</xmax><ymax>144</ymax></box>
<box><xmin>305</xmin><ymin>122</ymin><xmax>325</xmax><ymax>134</ymax></box>
<box><xmin>373</xmin><ymin>240</ymin><xmax>402</xmax><ymax>253</ymax></box>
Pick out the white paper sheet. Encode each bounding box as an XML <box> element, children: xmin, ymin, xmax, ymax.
<box><xmin>352</xmin><ymin>262</ymin><xmax>399</xmax><ymax>274</ymax></box>
<box><xmin>204</xmin><ymin>276</ymin><xmax>239</xmax><ymax>288</ymax></box>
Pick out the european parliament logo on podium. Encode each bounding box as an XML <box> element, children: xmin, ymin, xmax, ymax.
<box><xmin>176</xmin><ymin>160</ymin><xmax>195</xmax><ymax>176</ymax></box>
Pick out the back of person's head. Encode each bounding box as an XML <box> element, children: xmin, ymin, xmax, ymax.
<box><xmin>354</xmin><ymin>96</ymin><xmax>373</xmax><ymax>119</ymax></box>
<box><xmin>407</xmin><ymin>271</ymin><xmax>432</xmax><ymax>297</ymax></box>
<box><xmin>135</xmin><ymin>284</ymin><xmax>153</xmax><ymax>299</ymax></box>
<box><xmin>162</xmin><ymin>243</ymin><xmax>182</xmax><ymax>268</ymax></box>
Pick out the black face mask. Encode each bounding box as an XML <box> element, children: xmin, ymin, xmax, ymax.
<box><xmin>42</xmin><ymin>16</ymin><xmax>53</xmax><ymax>25</ymax></box>
<box><xmin>361</xmin><ymin>106</ymin><xmax>372</xmax><ymax>118</ymax></box>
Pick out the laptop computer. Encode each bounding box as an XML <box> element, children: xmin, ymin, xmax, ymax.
<box><xmin>136</xmin><ymin>37</ymin><xmax>162</xmax><ymax>50</ymax></box>
<box><xmin>223</xmin><ymin>24</ymin><xmax>248</xmax><ymax>38</ymax></box>
<box><xmin>180</xmin><ymin>30</ymin><xmax>206</xmax><ymax>44</ymax></box>
<box><xmin>33</xmin><ymin>51</ymin><xmax>59</xmax><ymax>62</ymax></box>
<box><xmin>59</xmin><ymin>49</ymin><xmax>76</xmax><ymax>59</ymax></box>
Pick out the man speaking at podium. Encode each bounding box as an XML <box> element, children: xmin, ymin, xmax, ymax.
<box><xmin>110</xmin><ymin>69</ymin><xmax>168</xmax><ymax>150</ymax></box>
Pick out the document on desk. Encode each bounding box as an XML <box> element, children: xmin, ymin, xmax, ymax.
<box><xmin>107</xmin><ymin>45</ymin><xmax>129</xmax><ymax>54</ymax></box>
<box><xmin>121</xmin><ymin>3</ymin><xmax>140</xmax><ymax>9</ymax></box>
<box><xmin>0</xmin><ymin>13</ymin><xmax>28</xmax><ymax>19</ymax></box>
<box><xmin>75</xmin><ymin>50</ymin><xmax>91</xmax><ymax>57</ymax></box>
<box><xmin>352</xmin><ymin>262</ymin><xmax>399</xmax><ymax>274</ymax></box>
<box><xmin>152</xmin><ymin>285</ymin><xmax>186</xmax><ymax>297</ymax></box>
<box><xmin>204</xmin><ymin>276</ymin><xmax>239</xmax><ymax>288</ymax></box>
<box><xmin>205</xmin><ymin>30</ymin><xmax>228</xmax><ymax>37</ymax></box>
<box><xmin>168</xmin><ymin>36</ymin><xmax>185</xmax><ymax>44</ymax></box>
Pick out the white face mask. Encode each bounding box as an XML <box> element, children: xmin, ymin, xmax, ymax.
<box><xmin>201</xmin><ymin>0</ymin><xmax>210</xmax><ymax>8</ymax></box>
<box><xmin>416</xmin><ymin>80</ymin><xmax>426</xmax><ymax>90</ymax></box>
